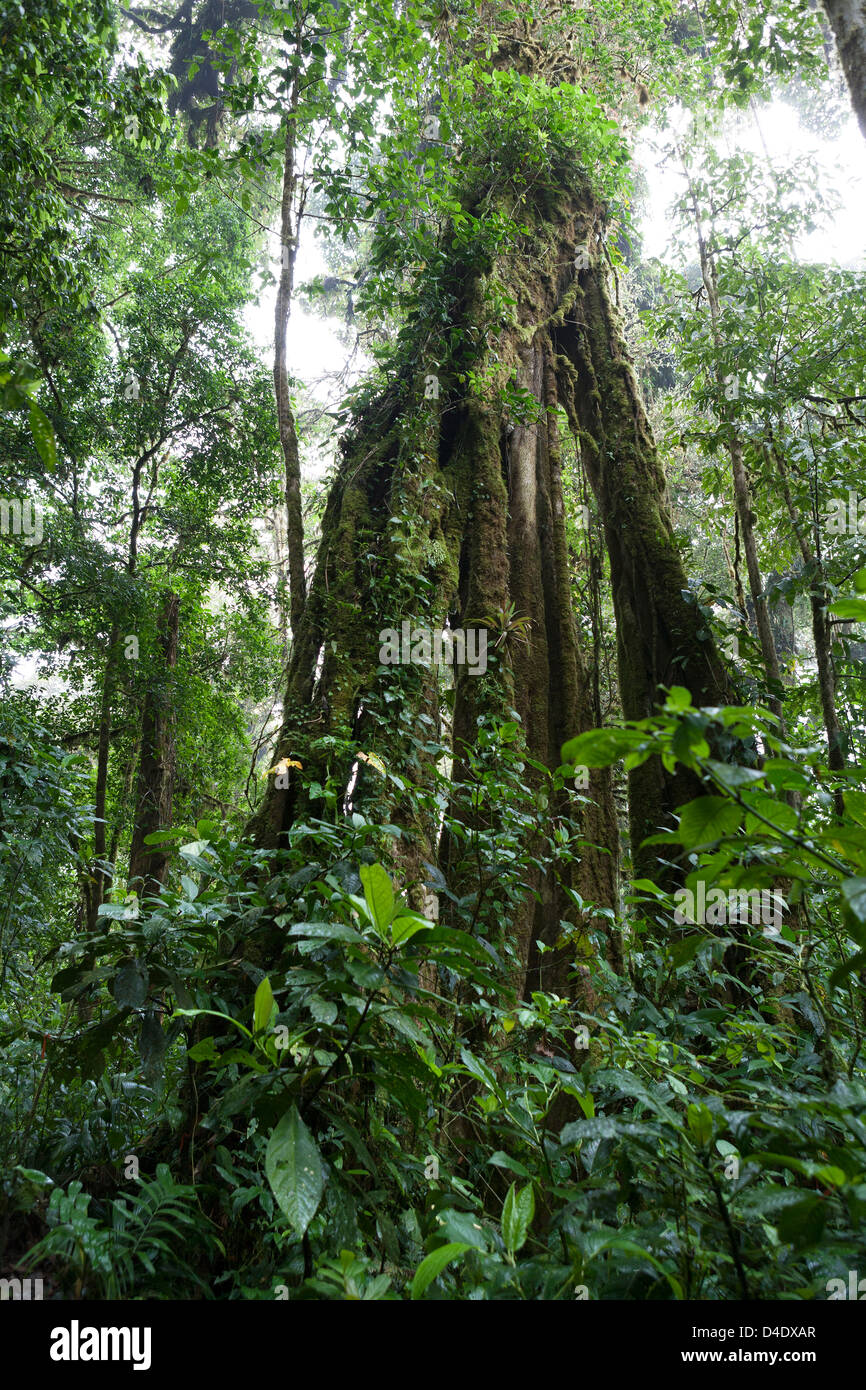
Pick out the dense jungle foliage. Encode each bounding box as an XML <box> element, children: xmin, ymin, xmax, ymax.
<box><xmin>1</xmin><ymin>0</ymin><xmax>866</xmax><ymax>1308</ymax></box>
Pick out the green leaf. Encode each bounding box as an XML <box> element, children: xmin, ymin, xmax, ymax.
<box><xmin>139</xmin><ymin>1011</ymin><xmax>167</xmax><ymax>1083</ymax></box>
<box><xmin>829</xmin><ymin>599</ymin><xmax>866</xmax><ymax>621</ymax></box>
<box><xmin>410</xmin><ymin>1242</ymin><xmax>471</xmax><ymax>1299</ymax></box>
<box><xmin>254</xmin><ymin>976</ymin><xmax>275</xmax><ymax>1033</ymax></box>
<box><xmin>13</xmin><ymin>1166</ymin><xmax>53</xmax><ymax>1187</ymax></box>
<box><xmin>677</xmin><ymin>796</ymin><xmax>742</xmax><ymax>846</ymax></box>
<box><xmin>665</xmin><ymin>685</ymin><xmax>693</xmax><ymax>710</ymax></box>
<box><xmin>188</xmin><ymin>1036</ymin><xmax>221</xmax><ymax>1064</ymax></box>
<box><xmin>179</xmin><ymin>839</ymin><xmax>212</xmax><ymax>865</ymax></box>
<box><xmin>501</xmin><ymin>1181</ymin><xmax>534</xmax><ymax>1255</ymax></box>
<box><xmin>308</xmin><ymin>994</ymin><xmax>338</xmax><ymax>1026</ymax></box>
<box><xmin>774</xmin><ymin>1195</ymin><xmax>826</xmax><ymax>1250</ymax></box>
<box><xmin>562</xmin><ymin>727</ymin><xmax>637</xmax><ymax>768</ymax></box>
<box><xmin>390</xmin><ymin>911</ymin><xmax>433</xmax><ymax>947</ymax></box>
<box><xmin>435</xmin><ymin>1209</ymin><xmax>489</xmax><ymax>1250</ymax></box>
<box><xmin>669</xmin><ymin>934</ymin><xmax>710</xmax><ymax>969</ymax></box>
<box><xmin>686</xmin><ymin>1102</ymin><xmax>713</xmax><ymax>1147</ymax></box>
<box><xmin>112</xmin><ymin>959</ymin><xmax>149</xmax><ymax>1008</ymax></box>
<box><xmin>359</xmin><ymin>862</ymin><xmax>395</xmax><ymax>934</ymax></box>
<box><xmin>28</xmin><ymin>401</ymin><xmax>56</xmax><ymax>471</ymax></box>
<box><xmin>288</xmin><ymin>921</ymin><xmax>363</xmax><ymax>943</ymax></box>
<box><xmin>265</xmin><ymin>1106</ymin><xmax>324</xmax><ymax>1238</ymax></box>
<box><xmin>487</xmin><ymin>1151</ymin><xmax>532</xmax><ymax>1177</ymax></box>
<box><xmin>96</xmin><ymin>901</ymin><xmax>138</xmax><ymax>921</ymax></box>
<box><xmin>841</xmin><ymin>878</ymin><xmax>866</xmax><ymax>945</ymax></box>
<box><xmin>180</xmin><ymin>873</ymin><xmax>198</xmax><ymax>900</ymax></box>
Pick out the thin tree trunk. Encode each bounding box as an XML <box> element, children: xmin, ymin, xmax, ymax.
<box><xmin>684</xmin><ymin>164</ymin><xmax>785</xmax><ymax>725</ymax></box>
<box><xmin>771</xmin><ymin>442</ymin><xmax>847</xmax><ymax>814</ymax></box>
<box><xmin>108</xmin><ymin>731</ymin><xmax>142</xmax><ymax>872</ymax></box>
<box><xmin>128</xmin><ymin>593</ymin><xmax>181</xmax><ymax>894</ymax></box>
<box><xmin>85</xmin><ymin>625</ymin><xmax>121</xmax><ymax>931</ymax></box>
<box><xmin>274</xmin><ymin>95</ymin><xmax>307</xmax><ymax>638</ymax></box>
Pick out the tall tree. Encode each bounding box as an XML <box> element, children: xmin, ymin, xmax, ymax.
<box><xmin>822</xmin><ymin>0</ymin><xmax>866</xmax><ymax>136</ymax></box>
<box><xmin>251</xmin><ymin>1</ymin><xmax>736</xmax><ymax>992</ymax></box>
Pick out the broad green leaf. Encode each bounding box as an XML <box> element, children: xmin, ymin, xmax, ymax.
<box><xmin>664</xmin><ymin>685</ymin><xmax>693</xmax><ymax>710</ymax></box>
<box><xmin>179</xmin><ymin>839</ymin><xmax>210</xmax><ymax>859</ymax></box>
<box><xmin>97</xmin><ymin>901</ymin><xmax>138</xmax><ymax>920</ymax></box>
<box><xmin>686</xmin><ymin>1102</ymin><xmax>713</xmax><ymax>1147</ymax></box>
<box><xmin>188</xmin><ymin>1036</ymin><xmax>221</xmax><ymax>1064</ymax></box>
<box><xmin>112</xmin><ymin>959</ymin><xmax>149</xmax><ymax>1008</ymax></box>
<box><xmin>501</xmin><ymin>1181</ymin><xmax>534</xmax><ymax>1255</ymax></box>
<box><xmin>841</xmin><ymin>878</ymin><xmax>866</xmax><ymax>945</ymax></box>
<box><xmin>562</xmin><ymin>727</ymin><xmax>637</xmax><ymax>768</ymax></box>
<box><xmin>677</xmin><ymin>796</ymin><xmax>742</xmax><ymax>846</ymax></box>
<box><xmin>254</xmin><ymin>976</ymin><xmax>275</xmax><ymax>1034</ymax></box>
<box><xmin>360</xmin><ymin>862</ymin><xmax>396</xmax><ymax>934</ymax></box>
<box><xmin>265</xmin><ymin>1106</ymin><xmax>324</xmax><ymax>1238</ymax></box>
<box><xmin>390</xmin><ymin>912</ymin><xmax>434</xmax><ymax>947</ymax></box>
<box><xmin>829</xmin><ymin>599</ymin><xmax>866</xmax><ymax>621</ymax></box>
<box><xmin>308</xmin><ymin>994</ymin><xmax>338</xmax><ymax>1026</ymax></box>
<box><xmin>13</xmin><ymin>1167</ymin><xmax>53</xmax><ymax>1187</ymax></box>
<box><xmin>410</xmin><ymin>1242</ymin><xmax>471</xmax><ymax>1300</ymax></box>
<box><xmin>288</xmin><ymin>921</ymin><xmax>362</xmax><ymax>943</ymax></box>
<box><xmin>28</xmin><ymin>401</ymin><xmax>56</xmax><ymax>471</ymax></box>
<box><xmin>774</xmin><ymin>1195</ymin><xmax>826</xmax><ymax>1250</ymax></box>
<box><xmin>487</xmin><ymin>1151</ymin><xmax>532</xmax><ymax>1176</ymax></box>
<box><xmin>669</xmin><ymin>934</ymin><xmax>709</xmax><ymax>969</ymax></box>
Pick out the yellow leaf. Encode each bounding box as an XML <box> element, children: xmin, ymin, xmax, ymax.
<box><xmin>266</xmin><ymin>757</ymin><xmax>302</xmax><ymax>776</ymax></box>
<box><xmin>357</xmin><ymin>750</ymin><xmax>386</xmax><ymax>775</ymax></box>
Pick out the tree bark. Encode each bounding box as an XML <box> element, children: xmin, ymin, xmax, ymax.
<box><xmin>822</xmin><ymin>0</ymin><xmax>866</xmax><ymax>139</ymax></box>
<box><xmin>128</xmin><ymin>593</ymin><xmax>181</xmax><ymax>894</ymax></box>
<box><xmin>274</xmin><ymin>97</ymin><xmax>307</xmax><ymax>638</ymax></box>
<box><xmin>84</xmin><ymin>625</ymin><xmax>121</xmax><ymax>932</ymax></box>
<box><xmin>555</xmin><ymin>242</ymin><xmax>733</xmax><ymax>879</ymax></box>
<box><xmin>771</xmin><ymin>441</ymin><xmax>847</xmax><ymax>814</ymax></box>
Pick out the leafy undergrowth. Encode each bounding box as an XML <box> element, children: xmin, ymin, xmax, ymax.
<box><xmin>5</xmin><ymin>690</ymin><xmax>866</xmax><ymax>1300</ymax></box>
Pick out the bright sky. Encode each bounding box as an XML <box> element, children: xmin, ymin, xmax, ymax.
<box><xmin>638</xmin><ymin>100</ymin><xmax>866</xmax><ymax>266</ymax></box>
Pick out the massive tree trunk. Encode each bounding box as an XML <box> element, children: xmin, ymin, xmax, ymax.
<box><xmin>250</xmin><ymin>183</ymin><xmax>730</xmax><ymax>990</ymax></box>
<box><xmin>554</xmin><ymin>237</ymin><xmax>732</xmax><ymax>878</ymax></box>
<box><xmin>249</xmin><ymin>10</ymin><xmax>734</xmax><ymax>988</ymax></box>
<box><xmin>822</xmin><ymin>0</ymin><xmax>866</xmax><ymax>139</ymax></box>
<box><xmin>128</xmin><ymin>593</ymin><xmax>181</xmax><ymax>894</ymax></box>
<box><xmin>250</xmin><ymin>263</ymin><xmax>622</xmax><ymax>996</ymax></box>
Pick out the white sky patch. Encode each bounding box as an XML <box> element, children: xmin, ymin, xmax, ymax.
<box><xmin>244</xmin><ymin>231</ymin><xmax>345</xmax><ymax>387</ymax></box>
<box><xmin>637</xmin><ymin>100</ymin><xmax>865</xmax><ymax>267</ymax></box>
